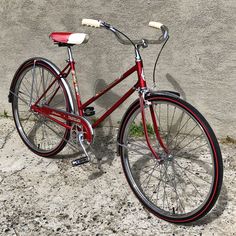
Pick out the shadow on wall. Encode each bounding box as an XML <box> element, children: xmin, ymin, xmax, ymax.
<box><xmin>166</xmin><ymin>73</ymin><xmax>186</xmax><ymax>100</ymax></box>
<box><xmin>93</xmin><ymin>78</ymin><xmax>122</xmax><ymax>108</ymax></box>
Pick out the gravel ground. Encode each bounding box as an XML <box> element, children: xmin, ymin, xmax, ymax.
<box><xmin>0</xmin><ymin>117</ymin><xmax>235</xmax><ymax>236</ymax></box>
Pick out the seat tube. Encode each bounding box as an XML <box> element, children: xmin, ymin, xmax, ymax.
<box><xmin>67</xmin><ymin>47</ymin><xmax>83</xmax><ymax>116</ymax></box>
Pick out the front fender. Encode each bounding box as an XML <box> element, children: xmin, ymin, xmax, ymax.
<box><xmin>147</xmin><ymin>90</ymin><xmax>180</xmax><ymax>98</ymax></box>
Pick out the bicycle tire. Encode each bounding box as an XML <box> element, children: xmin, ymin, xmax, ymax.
<box><xmin>118</xmin><ymin>94</ymin><xmax>223</xmax><ymax>223</ymax></box>
<box><xmin>11</xmin><ymin>58</ymin><xmax>71</xmax><ymax>157</ymax></box>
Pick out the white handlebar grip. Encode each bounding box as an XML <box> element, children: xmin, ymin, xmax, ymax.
<box><xmin>82</xmin><ymin>19</ymin><xmax>101</xmax><ymax>28</ymax></box>
<box><xmin>149</xmin><ymin>21</ymin><xmax>163</xmax><ymax>29</ymax></box>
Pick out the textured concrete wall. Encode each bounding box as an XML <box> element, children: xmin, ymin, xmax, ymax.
<box><xmin>0</xmin><ymin>0</ymin><xmax>235</xmax><ymax>138</ymax></box>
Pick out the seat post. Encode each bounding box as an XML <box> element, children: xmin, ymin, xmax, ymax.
<box><xmin>66</xmin><ymin>46</ymin><xmax>83</xmax><ymax>116</ymax></box>
<box><xmin>67</xmin><ymin>46</ymin><xmax>74</xmax><ymax>62</ymax></box>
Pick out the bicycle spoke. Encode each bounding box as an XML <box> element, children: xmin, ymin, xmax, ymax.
<box><xmin>173</xmin><ymin>140</ymin><xmax>208</xmax><ymax>157</ymax></box>
<box><xmin>166</xmin><ymin>104</ymin><xmax>169</xmax><ymax>144</ymax></box>
<box><xmin>152</xmin><ymin>164</ymin><xmax>164</xmax><ymax>203</ymax></box>
<box><xmin>141</xmin><ymin>161</ymin><xmax>160</xmax><ymax>190</ymax></box>
<box><xmin>128</xmin><ymin>151</ymin><xmax>154</xmax><ymax>160</ymax></box>
<box><xmin>167</xmin><ymin>115</ymin><xmax>190</xmax><ymax>147</ymax></box>
<box><xmin>173</xmin><ymin>159</ymin><xmax>211</xmax><ymax>185</ymax></box>
<box><xmin>13</xmin><ymin>91</ymin><xmax>31</xmax><ymax>106</ymax></box>
<box><xmin>21</xmin><ymin>79</ymin><xmax>36</xmax><ymax>97</ymax></box>
<box><xmin>128</xmin><ymin>141</ymin><xmax>153</xmax><ymax>152</ymax></box>
<box><xmin>174</xmin><ymin>164</ymin><xmax>206</xmax><ymax>201</ymax></box>
<box><xmin>170</xmin><ymin>123</ymin><xmax>199</xmax><ymax>151</ymax></box>
<box><xmin>174</xmin><ymin>151</ymin><xmax>212</xmax><ymax>165</ymax></box>
<box><xmin>20</xmin><ymin>112</ymin><xmax>34</xmax><ymax>127</ymax></box>
<box><xmin>167</xmin><ymin>106</ymin><xmax>176</xmax><ymax>143</ymax></box>
<box><xmin>162</xmin><ymin>162</ymin><xmax>171</xmax><ymax>211</ymax></box>
<box><xmin>154</xmin><ymin>105</ymin><xmax>163</xmax><ymax>133</ymax></box>
<box><xmin>171</xmin><ymin>164</ymin><xmax>189</xmax><ymax>207</ymax></box>
<box><xmin>42</xmin><ymin>120</ymin><xmax>79</xmax><ymax>151</ymax></box>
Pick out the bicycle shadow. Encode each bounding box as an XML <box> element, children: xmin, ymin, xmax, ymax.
<box><xmin>191</xmin><ymin>183</ymin><xmax>228</xmax><ymax>225</ymax></box>
<box><xmin>166</xmin><ymin>73</ymin><xmax>186</xmax><ymax>100</ymax></box>
<box><xmin>87</xmin><ymin>78</ymin><xmax>122</xmax><ymax>180</ymax></box>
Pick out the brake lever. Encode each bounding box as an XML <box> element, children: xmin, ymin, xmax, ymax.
<box><xmin>100</xmin><ymin>21</ymin><xmax>111</xmax><ymax>29</ymax></box>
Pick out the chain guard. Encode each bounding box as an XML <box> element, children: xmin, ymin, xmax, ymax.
<box><xmin>70</xmin><ymin>116</ymin><xmax>94</xmax><ymax>146</ymax></box>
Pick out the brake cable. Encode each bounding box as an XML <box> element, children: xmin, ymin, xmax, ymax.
<box><xmin>152</xmin><ymin>35</ymin><xmax>169</xmax><ymax>88</ymax></box>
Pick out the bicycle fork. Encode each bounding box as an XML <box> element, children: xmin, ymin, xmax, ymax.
<box><xmin>139</xmin><ymin>91</ymin><xmax>168</xmax><ymax>161</ymax></box>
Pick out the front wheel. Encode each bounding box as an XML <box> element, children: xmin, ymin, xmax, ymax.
<box><xmin>119</xmin><ymin>94</ymin><xmax>223</xmax><ymax>223</ymax></box>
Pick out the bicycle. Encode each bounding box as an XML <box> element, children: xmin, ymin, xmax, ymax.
<box><xmin>8</xmin><ymin>19</ymin><xmax>223</xmax><ymax>223</ymax></box>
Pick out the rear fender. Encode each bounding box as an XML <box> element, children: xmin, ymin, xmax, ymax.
<box><xmin>8</xmin><ymin>57</ymin><xmax>75</xmax><ymax>114</ymax></box>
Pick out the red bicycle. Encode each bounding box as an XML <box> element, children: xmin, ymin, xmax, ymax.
<box><xmin>8</xmin><ymin>19</ymin><xmax>223</xmax><ymax>223</ymax></box>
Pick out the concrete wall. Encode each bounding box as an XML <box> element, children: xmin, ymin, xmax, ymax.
<box><xmin>0</xmin><ymin>0</ymin><xmax>235</xmax><ymax>138</ymax></box>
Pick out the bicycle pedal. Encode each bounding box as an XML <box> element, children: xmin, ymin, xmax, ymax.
<box><xmin>72</xmin><ymin>156</ymin><xmax>89</xmax><ymax>166</ymax></box>
<box><xmin>84</xmin><ymin>107</ymin><xmax>95</xmax><ymax>116</ymax></box>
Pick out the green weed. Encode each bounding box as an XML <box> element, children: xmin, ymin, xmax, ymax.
<box><xmin>0</xmin><ymin>110</ymin><xmax>9</xmax><ymax>118</ymax></box>
<box><xmin>129</xmin><ymin>122</ymin><xmax>154</xmax><ymax>137</ymax></box>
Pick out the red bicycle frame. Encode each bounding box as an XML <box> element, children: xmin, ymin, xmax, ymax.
<box><xmin>32</xmin><ymin>47</ymin><xmax>145</xmax><ymax>127</ymax></box>
<box><xmin>31</xmin><ymin>47</ymin><xmax>166</xmax><ymax>159</ymax></box>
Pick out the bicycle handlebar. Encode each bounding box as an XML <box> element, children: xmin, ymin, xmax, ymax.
<box><xmin>81</xmin><ymin>18</ymin><xmax>169</xmax><ymax>46</ymax></box>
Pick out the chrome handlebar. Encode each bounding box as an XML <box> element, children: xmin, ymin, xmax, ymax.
<box><xmin>82</xmin><ymin>19</ymin><xmax>169</xmax><ymax>47</ymax></box>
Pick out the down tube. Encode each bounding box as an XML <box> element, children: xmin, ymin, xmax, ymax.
<box><xmin>81</xmin><ymin>65</ymin><xmax>137</xmax><ymax>110</ymax></box>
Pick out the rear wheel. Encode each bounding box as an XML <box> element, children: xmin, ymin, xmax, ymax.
<box><xmin>119</xmin><ymin>94</ymin><xmax>223</xmax><ymax>223</ymax></box>
<box><xmin>11</xmin><ymin>59</ymin><xmax>71</xmax><ymax>157</ymax></box>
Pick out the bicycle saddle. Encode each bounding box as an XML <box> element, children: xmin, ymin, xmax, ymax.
<box><xmin>49</xmin><ymin>32</ymin><xmax>89</xmax><ymax>46</ymax></box>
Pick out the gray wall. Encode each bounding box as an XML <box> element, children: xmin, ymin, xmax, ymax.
<box><xmin>0</xmin><ymin>0</ymin><xmax>235</xmax><ymax>138</ymax></box>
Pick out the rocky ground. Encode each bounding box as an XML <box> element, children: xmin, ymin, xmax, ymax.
<box><xmin>0</xmin><ymin>117</ymin><xmax>235</xmax><ymax>236</ymax></box>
